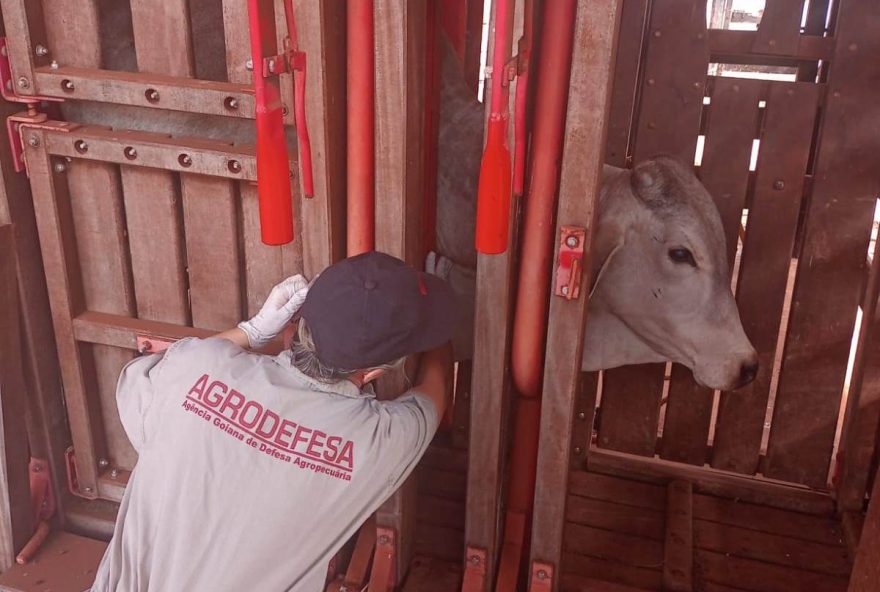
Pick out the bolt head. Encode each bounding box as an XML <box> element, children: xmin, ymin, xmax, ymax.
<box><xmin>35</xmin><ymin>44</ymin><xmax>49</xmax><ymax>57</ymax></box>
<box><xmin>84</xmin><ymin>487</ymin><xmax>93</xmax><ymax>494</ymax></box>
<box><xmin>27</xmin><ymin>136</ymin><xmax>39</xmax><ymax>147</ymax></box>
<box><xmin>578</xmin><ymin>412</ymin><xmax>586</xmax><ymax>420</ymax></box>
<box><xmin>565</xmin><ymin>235</ymin><xmax>579</xmax><ymax>248</ymax></box>
<box><xmin>228</xmin><ymin>160</ymin><xmax>242</xmax><ymax>173</ymax></box>
<box><xmin>574</xmin><ymin>446</ymin><xmax>582</xmax><ymax>454</ymax></box>
<box><xmin>110</xmin><ymin>469</ymin><xmax>119</xmax><ymax>479</ymax></box>
<box><xmin>17</xmin><ymin>76</ymin><xmax>30</xmax><ymax>89</ymax></box>
<box><xmin>98</xmin><ymin>458</ymin><xmax>109</xmax><ymax>468</ymax></box>
<box><xmin>53</xmin><ymin>162</ymin><xmax>66</xmax><ymax>173</ymax></box>
<box><xmin>50</xmin><ymin>60</ymin><xmax>59</xmax><ymax>69</ymax></box>
<box><xmin>245</xmin><ymin>59</ymin><xmax>254</xmax><ymax>71</ymax></box>
<box><xmin>62</xmin><ymin>79</ymin><xmax>75</xmax><ymax>91</ymax></box>
<box><xmin>561</xmin><ymin>285</ymin><xmax>569</xmax><ymax>295</ymax></box>
<box><xmin>32</xmin><ymin>464</ymin><xmax>42</xmax><ymax>472</ymax></box>
<box><xmin>773</xmin><ymin>179</ymin><xmax>785</xmax><ymax>191</ymax></box>
<box><xmin>378</xmin><ymin>535</ymin><xmax>390</xmax><ymax>545</ymax></box>
<box><xmin>470</xmin><ymin>555</ymin><xmax>481</xmax><ymax>565</ymax></box>
<box><xmin>537</xmin><ymin>570</ymin><xmax>548</xmax><ymax>580</ymax></box>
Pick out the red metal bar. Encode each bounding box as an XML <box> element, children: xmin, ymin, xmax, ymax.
<box><xmin>474</xmin><ymin>0</ymin><xmax>514</xmax><ymax>254</ymax></box>
<box><xmin>248</xmin><ymin>0</ymin><xmax>294</xmax><ymax>246</ymax></box>
<box><xmin>347</xmin><ymin>0</ymin><xmax>376</xmax><ymax>256</ymax></box>
<box><xmin>423</xmin><ymin>0</ymin><xmax>441</xmax><ymax>259</ymax></box>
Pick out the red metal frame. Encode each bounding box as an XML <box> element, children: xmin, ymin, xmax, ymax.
<box><xmin>528</xmin><ymin>562</ymin><xmax>554</xmax><ymax>592</ymax></box>
<box><xmin>554</xmin><ymin>226</ymin><xmax>586</xmax><ymax>300</ymax></box>
<box><xmin>368</xmin><ymin>526</ymin><xmax>396</xmax><ymax>592</ymax></box>
<box><xmin>461</xmin><ymin>547</ymin><xmax>487</xmax><ymax>591</ymax></box>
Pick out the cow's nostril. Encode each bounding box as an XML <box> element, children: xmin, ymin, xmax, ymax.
<box><xmin>739</xmin><ymin>362</ymin><xmax>758</xmax><ymax>386</ymax></box>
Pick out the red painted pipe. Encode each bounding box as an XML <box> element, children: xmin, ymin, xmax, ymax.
<box><xmin>347</xmin><ymin>0</ymin><xmax>375</xmax><ymax>256</ymax></box>
<box><xmin>423</xmin><ymin>0</ymin><xmax>441</xmax><ymax>260</ymax></box>
<box><xmin>510</xmin><ymin>0</ymin><xmax>577</xmax><ymax>400</ymax></box>
<box><xmin>474</xmin><ymin>0</ymin><xmax>513</xmax><ymax>254</ymax></box>
<box><xmin>248</xmin><ymin>0</ymin><xmax>294</xmax><ymax>246</ymax></box>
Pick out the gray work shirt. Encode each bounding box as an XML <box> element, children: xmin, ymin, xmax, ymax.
<box><xmin>90</xmin><ymin>337</ymin><xmax>438</xmax><ymax>592</ymax></box>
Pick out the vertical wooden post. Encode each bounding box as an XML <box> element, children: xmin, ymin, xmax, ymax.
<box><xmin>527</xmin><ymin>1</ymin><xmax>622</xmax><ymax>590</ymax></box>
<box><xmin>463</xmin><ymin>0</ymin><xmax>520</xmax><ymax>588</ymax></box>
<box><xmin>0</xmin><ymin>224</ymin><xmax>35</xmax><ymax>569</ymax></box>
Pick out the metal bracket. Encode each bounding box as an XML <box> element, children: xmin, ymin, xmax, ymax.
<box><xmin>461</xmin><ymin>547</ymin><xmax>487</xmax><ymax>592</ymax></box>
<box><xmin>136</xmin><ymin>334</ymin><xmax>178</xmax><ymax>355</ymax></box>
<box><xmin>529</xmin><ymin>562</ymin><xmax>554</xmax><ymax>592</ymax></box>
<box><xmin>554</xmin><ymin>226</ymin><xmax>586</xmax><ymax>300</ymax></box>
<box><xmin>29</xmin><ymin>457</ymin><xmax>55</xmax><ymax>523</ymax></box>
<box><xmin>12</xmin><ymin>117</ymin><xmax>77</xmax><ymax>174</ymax></box>
<box><xmin>368</xmin><ymin>526</ymin><xmax>396</xmax><ymax>591</ymax></box>
<box><xmin>0</xmin><ymin>37</ymin><xmax>62</xmax><ymax>105</ymax></box>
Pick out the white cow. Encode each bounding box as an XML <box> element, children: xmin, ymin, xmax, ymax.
<box><xmin>59</xmin><ymin>6</ymin><xmax>758</xmax><ymax>391</ymax></box>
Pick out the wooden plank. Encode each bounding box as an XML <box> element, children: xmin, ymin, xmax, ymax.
<box><xmin>695</xmin><ymin>550</ymin><xmax>848</xmax><ymax>592</ymax></box>
<box><xmin>766</xmin><ymin>1</ymin><xmax>880</xmax><ymax>488</ymax></box>
<box><xmin>568</xmin><ymin>471</ymin><xmax>666</xmax><ymax>512</ymax></box>
<box><xmin>402</xmin><ymin>556</ymin><xmax>462</xmax><ymax>592</ymax></box>
<box><xmin>563</xmin><ymin>523</ymin><xmax>663</xmax><ymax>570</ymax></box>
<box><xmin>664</xmin><ymin>481</ymin><xmax>693</xmax><ymax>592</ymax></box>
<box><xmin>129</xmin><ymin>0</ymin><xmax>195</xmax><ymax>76</ymax></box>
<box><xmin>711</xmin><ymin>81</ymin><xmax>820</xmax><ymax>477</ymax></box>
<box><xmin>587</xmin><ymin>449</ymin><xmax>836</xmax><ymax>516</ymax></box>
<box><xmin>562</xmin><ymin>551</ymin><xmax>663</xmax><ymax>591</ymax></box>
<box><xmin>417</xmin><ymin>495</ymin><xmax>465</xmax><ymax>531</ymax></box>
<box><xmin>570</xmin><ymin>373</ymin><xmax>598</xmax><ymax>469</ymax></box>
<box><xmin>66</xmin><ymin>159</ymin><xmax>139</xmax><ymax>473</ymax></box>
<box><xmin>222</xmin><ymin>0</ymin><xmax>253</xmax><ymax>85</ymax></box>
<box><xmin>659</xmin><ymin>77</ymin><xmax>763</xmax><ymax>466</ymax></box>
<box><xmin>462</xmin><ymin>0</ymin><xmax>519</xmax><ymax>586</ymax></box>
<box><xmin>413</xmin><ymin>524</ymin><xmax>464</xmax><ymax>564</ymax></box>
<box><xmin>694</xmin><ymin>519</ymin><xmax>850</xmax><ymax>577</ymax></box>
<box><xmin>528</xmin><ymin>2</ymin><xmax>623</xmax><ymax>583</ymax></box>
<box><xmin>0</xmin><ymin>225</ymin><xmax>35</xmax><ymax>568</ymax></box>
<box><xmin>72</xmin><ymin>311</ymin><xmax>214</xmax><ymax>350</ymax></box>
<box><xmin>692</xmin><ymin>494</ymin><xmax>844</xmax><ymax>546</ymax></box>
<box><xmin>181</xmin><ymin>174</ymin><xmax>242</xmax><ymax>330</ymax></box>
<box><xmin>752</xmin><ymin>0</ymin><xmax>805</xmax><ymax>56</ymax></box>
<box><xmin>565</xmin><ymin>495</ymin><xmax>664</xmax><ymax>540</ymax></box>
<box><xmin>604</xmin><ymin>0</ymin><xmax>649</xmax><ymax>167</ymax></box>
<box><xmin>849</xmin><ymin>475</ymin><xmax>880</xmax><ymax>592</ymax></box>
<box><xmin>120</xmin><ymin>166</ymin><xmax>189</xmax><ymax>325</ymax></box>
<box><xmin>601</xmin><ymin>0</ymin><xmax>708</xmax><ymax>458</ymax></box>
<box><xmin>709</xmin><ymin>30</ymin><xmax>833</xmax><ymax>62</ymax></box>
<box><xmin>295</xmin><ymin>0</ymin><xmax>347</xmax><ymax>277</ymax></box>
<box><xmin>419</xmin><ymin>466</ymin><xmax>467</xmax><ymax>502</ymax></box>
<box><xmin>560</xmin><ymin>574</ymin><xmax>654</xmax><ymax>592</ymax></box>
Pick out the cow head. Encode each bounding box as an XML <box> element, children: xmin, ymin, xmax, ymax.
<box><xmin>583</xmin><ymin>157</ymin><xmax>758</xmax><ymax>391</ymax></box>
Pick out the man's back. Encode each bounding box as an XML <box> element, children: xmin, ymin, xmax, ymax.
<box><xmin>92</xmin><ymin>337</ymin><xmax>437</xmax><ymax>592</ymax></box>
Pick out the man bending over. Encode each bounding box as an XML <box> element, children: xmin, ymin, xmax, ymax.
<box><xmin>91</xmin><ymin>251</ymin><xmax>458</xmax><ymax>591</ymax></box>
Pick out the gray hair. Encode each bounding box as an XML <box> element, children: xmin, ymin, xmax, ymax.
<box><xmin>290</xmin><ymin>319</ymin><xmax>406</xmax><ymax>384</ymax></box>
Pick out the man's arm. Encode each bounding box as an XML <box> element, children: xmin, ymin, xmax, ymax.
<box><xmin>411</xmin><ymin>342</ymin><xmax>454</xmax><ymax>419</ymax></box>
<box><xmin>214</xmin><ymin>327</ymin><xmax>251</xmax><ymax>349</ymax></box>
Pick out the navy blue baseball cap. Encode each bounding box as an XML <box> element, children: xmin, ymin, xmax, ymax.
<box><xmin>300</xmin><ymin>251</ymin><xmax>459</xmax><ymax>369</ymax></box>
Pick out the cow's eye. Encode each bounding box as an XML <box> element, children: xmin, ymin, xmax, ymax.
<box><xmin>668</xmin><ymin>248</ymin><xmax>697</xmax><ymax>267</ymax></box>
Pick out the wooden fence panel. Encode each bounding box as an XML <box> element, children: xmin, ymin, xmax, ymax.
<box><xmin>181</xmin><ymin>175</ymin><xmax>242</xmax><ymax>331</ymax></box>
<box><xmin>765</xmin><ymin>0</ymin><xmax>880</xmax><ymax>487</ymax></box>
<box><xmin>598</xmin><ymin>0</ymin><xmax>708</xmax><ymax>457</ymax></box>
<box><xmin>712</xmin><ymin>81</ymin><xmax>820</xmax><ymax>476</ymax></box>
<box><xmin>752</xmin><ymin>0</ymin><xmax>806</xmax><ymax>56</ymax></box>
<box><xmin>129</xmin><ymin>0</ymin><xmax>195</xmax><ymax>76</ymax></box>
<box><xmin>67</xmin><ymin>161</ymin><xmax>138</xmax><ymax>471</ymax></box>
<box><xmin>660</xmin><ymin>77</ymin><xmax>762</xmax><ymax>465</ymax></box>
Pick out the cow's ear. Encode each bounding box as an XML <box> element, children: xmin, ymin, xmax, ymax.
<box><xmin>630</xmin><ymin>159</ymin><xmax>671</xmax><ymax>208</ymax></box>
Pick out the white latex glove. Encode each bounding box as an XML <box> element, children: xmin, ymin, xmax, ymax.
<box><xmin>238</xmin><ymin>275</ymin><xmax>309</xmax><ymax>349</ymax></box>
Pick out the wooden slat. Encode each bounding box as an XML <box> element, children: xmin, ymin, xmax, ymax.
<box><xmin>693</xmin><ymin>494</ymin><xmax>844</xmax><ymax>546</ymax></box>
<box><xmin>752</xmin><ymin>0</ymin><xmax>805</xmax><ymax>56</ymax></box>
<box><xmin>528</xmin><ymin>1</ymin><xmax>622</xmax><ymax>581</ymax></box>
<box><xmin>402</xmin><ymin>556</ymin><xmax>462</xmax><ymax>592</ymax></box>
<box><xmin>413</xmin><ymin>524</ymin><xmax>464</xmax><ymax>564</ymax></box>
<box><xmin>709</xmin><ymin>30</ymin><xmax>833</xmax><ymax>63</ymax></box>
<box><xmin>603</xmin><ymin>0</ymin><xmax>649</xmax><ymax>167</ymax></box>
<box><xmin>417</xmin><ymin>495</ymin><xmax>465</xmax><ymax>531</ymax></box>
<box><xmin>694</xmin><ymin>519</ymin><xmax>850</xmax><ymax>577</ymax></box>
<box><xmin>72</xmin><ymin>311</ymin><xmax>214</xmax><ymax>349</ymax></box>
<box><xmin>129</xmin><ymin>0</ymin><xmax>195</xmax><ymax>76</ymax></box>
<box><xmin>664</xmin><ymin>481</ymin><xmax>693</xmax><ymax>592</ymax></box>
<box><xmin>181</xmin><ymin>175</ymin><xmax>242</xmax><ymax>330</ymax></box>
<box><xmin>568</xmin><ymin>471</ymin><xmax>666</xmax><ymax>512</ymax></box>
<box><xmin>418</xmin><ymin>466</ymin><xmax>467</xmax><ymax>502</ymax></box>
<box><xmin>222</xmin><ymin>0</ymin><xmax>253</xmax><ymax>85</ymax></box>
<box><xmin>601</xmin><ymin>0</ymin><xmax>708</xmax><ymax>458</ymax></box>
<box><xmin>564</xmin><ymin>523</ymin><xmax>663</xmax><ymax>570</ymax></box>
<box><xmin>295</xmin><ymin>0</ymin><xmax>347</xmax><ymax>277</ymax></box>
<box><xmin>570</xmin><ymin>373</ymin><xmax>598</xmax><ymax>469</ymax></box>
<box><xmin>24</xmin><ymin>131</ymin><xmax>105</xmax><ymax>496</ymax></box>
<box><xmin>711</xmin><ymin>81</ymin><xmax>820</xmax><ymax>477</ymax></box>
<box><xmin>695</xmin><ymin>550</ymin><xmax>848</xmax><ymax>592</ymax></box>
<box><xmin>562</xmin><ymin>551</ymin><xmax>663</xmax><ymax>591</ymax></box>
<box><xmin>765</xmin><ymin>1</ymin><xmax>880</xmax><ymax>487</ymax></box>
<box><xmin>67</xmin><ymin>159</ymin><xmax>138</xmax><ymax>473</ymax></box>
<box><xmin>560</xmin><ymin>574</ymin><xmax>654</xmax><ymax>592</ymax></box>
<box><xmin>587</xmin><ymin>449</ymin><xmax>836</xmax><ymax>516</ymax></box>
<box><xmin>849</xmin><ymin>474</ymin><xmax>880</xmax><ymax>592</ymax></box>
<box><xmin>462</xmin><ymin>0</ymin><xmax>519</xmax><ymax>586</ymax></box>
<box><xmin>0</xmin><ymin>225</ymin><xmax>35</xmax><ymax>568</ymax></box>
<box><xmin>120</xmin><ymin>167</ymin><xmax>189</xmax><ymax>325</ymax></box>
<box><xmin>566</xmin><ymin>495</ymin><xmax>664</xmax><ymax>540</ymax></box>
<box><xmin>660</xmin><ymin>77</ymin><xmax>763</xmax><ymax>465</ymax></box>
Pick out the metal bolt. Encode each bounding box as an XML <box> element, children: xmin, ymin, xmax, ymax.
<box><xmin>145</xmin><ymin>88</ymin><xmax>160</xmax><ymax>103</ymax></box>
<box><xmin>267</xmin><ymin>58</ymin><xmax>276</xmax><ymax>73</ymax></box>
<box><xmin>469</xmin><ymin>555</ymin><xmax>481</xmax><ymax>565</ymax></box>
<box><xmin>74</xmin><ymin>139</ymin><xmax>88</xmax><ymax>153</ymax></box>
<box><xmin>574</xmin><ymin>446</ymin><xmax>583</xmax><ymax>454</ymax></box>
<box><xmin>50</xmin><ymin>60</ymin><xmax>59</xmax><ymax>70</ymax></box>
<box><xmin>561</xmin><ymin>285</ymin><xmax>569</xmax><ymax>296</ymax></box>
<box><xmin>773</xmin><ymin>179</ymin><xmax>785</xmax><ymax>191</ymax></box>
<box><xmin>378</xmin><ymin>535</ymin><xmax>390</xmax><ymax>545</ymax></box>
<box><xmin>17</xmin><ymin>76</ymin><xmax>30</xmax><ymax>89</ymax></box>
<box><xmin>83</xmin><ymin>487</ymin><xmax>93</xmax><ymax>494</ymax></box>
<box><xmin>537</xmin><ymin>570</ymin><xmax>548</xmax><ymax>581</ymax></box>
<box><xmin>245</xmin><ymin>59</ymin><xmax>254</xmax><ymax>71</ymax></box>
<box><xmin>32</xmin><ymin>464</ymin><xmax>42</xmax><ymax>473</ymax></box>
<box><xmin>339</xmin><ymin>586</ymin><xmax>349</xmax><ymax>592</ymax></box>
<box><xmin>653</xmin><ymin>30</ymin><xmax>661</xmax><ymax>38</ymax></box>
<box><xmin>227</xmin><ymin>159</ymin><xmax>242</xmax><ymax>174</ymax></box>
<box><xmin>178</xmin><ymin>153</ymin><xmax>193</xmax><ymax>167</ymax></box>
<box><xmin>27</xmin><ymin>135</ymin><xmax>39</xmax><ymax>147</ymax></box>
<box><xmin>139</xmin><ymin>340</ymin><xmax>153</xmax><ymax>354</ymax></box>
<box><xmin>123</xmin><ymin>146</ymin><xmax>138</xmax><ymax>160</ymax></box>
<box><xmin>98</xmin><ymin>458</ymin><xmax>109</xmax><ymax>468</ymax></box>
<box><xmin>578</xmin><ymin>412</ymin><xmax>586</xmax><ymax>420</ymax></box>
<box><xmin>110</xmin><ymin>469</ymin><xmax>119</xmax><ymax>479</ymax></box>
<box><xmin>565</xmin><ymin>235</ymin><xmax>579</xmax><ymax>248</ymax></box>
<box><xmin>35</xmin><ymin>44</ymin><xmax>49</xmax><ymax>57</ymax></box>
<box><xmin>61</xmin><ymin>79</ymin><xmax>75</xmax><ymax>92</ymax></box>
<box><xmin>53</xmin><ymin>162</ymin><xmax>66</xmax><ymax>173</ymax></box>
<box><xmin>647</xmin><ymin>78</ymin><xmax>655</xmax><ymax>86</ymax></box>
<box><xmin>224</xmin><ymin>97</ymin><xmax>239</xmax><ymax>110</ymax></box>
